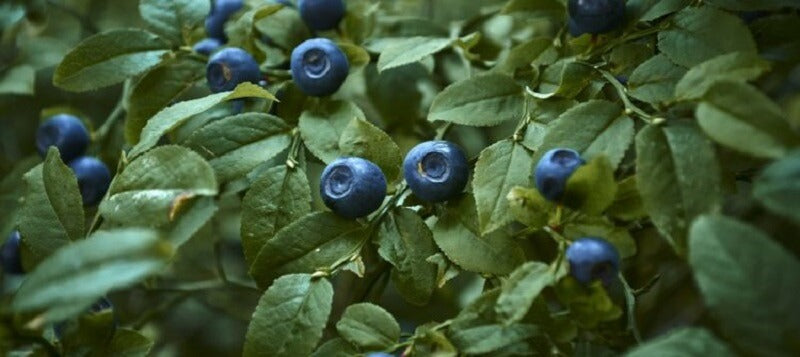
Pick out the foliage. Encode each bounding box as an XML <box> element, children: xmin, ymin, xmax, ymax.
<box><xmin>1</xmin><ymin>0</ymin><xmax>800</xmax><ymax>355</ymax></box>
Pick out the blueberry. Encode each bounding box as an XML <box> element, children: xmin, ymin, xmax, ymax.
<box><xmin>36</xmin><ymin>114</ymin><xmax>90</xmax><ymax>163</ymax></box>
<box><xmin>534</xmin><ymin>148</ymin><xmax>585</xmax><ymax>202</ymax></box>
<box><xmin>403</xmin><ymin>141</ymin><xmax>469</xmax><ymax>203</ymax></box>
<box><xmin>298</xmin><ymin>0</ymin><xmax>345</xmax><ymax>31</ymax></box>
<box><xmin>69</xmin><ymin>156</ymin><xmax>111</xmax><ymax>206</ymax></box>
<box><xmin>89</xmin><ymin>296</ymin><xmax>114</xmax><ymax>314</ymax></box>
<box><xmin>567</xmin><ymin>0</ymin><xmax>625</xmax><ymax>37</ymax></box>
<box><xmin>290</xmin><ymin>38</ymin><xmax>349</xmax><ymax>97</ymax></box>
<box><xmin>193</xmin><ymin>38</ymin><xmax>222</xmax><ymax>55</ymax></box>
<box><xmin>206</xmin><ymin>47</ymin><xmax>262</xmax><ymax>93</ymax></box>
<box><xmin>320</xmin><ymin>157</ymin><xmax>387</xmax><ymax>219</ymax></box>
<box><xmin>205</xmin><ymin>0</ymin><xmax>244</xmax><ymax>41</ymax></box>
<box><xmin>566</xmin><ymin>237</ymin><xmax>620</xmax><ymax>286</ymax></box>
<box><xmin>366</xmin><ymin>353</ymin><xmax>393</xmax><ymax>357</ymax></box>
<box><xmin>1</xmin><ymin>231</ymin><xmax>24</xmax><ymax>275</ymax></box>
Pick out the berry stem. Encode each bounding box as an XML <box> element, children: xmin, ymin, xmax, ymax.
<box><xmin>618</xmin><ymin>272</ymin><xmax>643</xmax><ymax>344</ymax></box>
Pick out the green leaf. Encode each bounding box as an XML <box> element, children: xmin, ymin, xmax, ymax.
<box><xmin>675</xmin><ymin>52</ymin><xmax>770</xmax><ymax>100</ymax></box>
<box><xmin>495</xmin><ymin>262</ymin><xmax>553</xmax><ymax>323</ymax></box>
<box><xmin>377</xmin><ymin>37</ymin><xmax>452</xmax><ymax>72</ymax></box>
<box><xmin>311</xmin><ymin>338</ymin><xmax>359</xmax><ymax>357</ymax></box>
<box><xmin>636</xmin><ymin>121</ymin><xmax>723</xmax><ymax>255</ymax></box>
<box><xmin>336</xmin><ymin>303</ymin><xmax>401</xmax><ymax>350</ymax></box>
<box><xmin>449</xmin><ymin>323</ymin><xmax>540</xmax><ymax>355</ymax></box>
<box><xmin>563</xmin><ymin>215</ymin><xmax>637</xmax><ymax>258</ymax></box>
<box><xmin>507</xmin><ymin>186</ymin><xmax>551</xmax><ymax>230</ymax></box>
<box><xmin>473</xmin><ymin>139</ymin><xmax>533</xmax><ymax>235</ymax></box>
<box><xmin>139</xmin><ymin>0</ymin><xmax>209</xmax><ymax>45</ymax></box>
<box><xmin>130</xmin><ymin>82</ymin><xmax>277</xmax><ymax>157</ymax></box>
<box><xmin>563</xmin><ymin>156</ymin><xmax>618</xmax><ymax>215</ymax></box>
<box><xmin>428</xmin><ymin>73</ymin><xmax>524</xmax><ymax>127</ymax></box>
<box><xmin>625</xmin><ymin>328</ymin><xmax>734</xmax><ymax>357</ymax></box>
<box><xmin>535</xmin><ymin>60</ymin><xmax>595</xmax><ymax>99</ymax></box>
<box><xmin>53</xmin><ymin>29</ymin><xmax>170</xmax><ymax>92</ymax></box>
<box><xmin>753</xmin><ymin>151</ymin><xmax>800</xmax><ymax>225</ymax></box>
<box><xmin>183</xmin><ymin>113</ymin><xmax>292</xmax><ymax>182</ymax></box>
<box><xmin>125</xmin><ymin>56</ymin><xmax>205</xmax><ymax>144</ymax></box>
<box><xmin>657</xmin><ymin>7</ymin><xmax>757</xmax><ymax>67</ymax></box>
<box><xmin>493</xmin><ymin>38</ymin><xmax>557</xmax><ymax>75</ymax></box>
<box><xmin>696</xmin><ymin>81</ymin><xmax>799</xmax><ymax>159</ymax></box>
<box><xmin>606</xmin><ymin>176</ymin><xmax>647</xmax><ymax>221</ymax></box>
<box><xmin>0</xmin><ymin>65</ymin><xmax>35</xmax><ymax>95</ymax></box>
<box><xmin>19</xmin><ymin>148</ymin><xmax>85</xmax><ymax>267</ymax></box>
<box><xmin>254</xmin><ymin>7</ymin><xmax>310</xmax><ymax>51</ymax></box>
<box><xmin>0</xmin><ymin>156</ymin><xmax>39</xmax><ymax>238</ymax></box>
<box><xmin>243</xmin><ymin>274</ymin><xmax>333</xmax><ymax>357</ymax></box>
<box><xmin>501</xmin><ymin>0</ymin><xmax>564</xmax><ymax>16</ymax></box>
<box><xmin>339</xmin><ymin>118</ymin><xmax>403</xmax><ymax>182</ymax></box>
<box><xmin>554</xmin><ymin>279</ymin><xmax>622</xmax><ymax>328</ymax></box>
<box><xmin>705</xmin><ymin>0</ymin><xmax>800</xmax><ymax>10</ymax></box>
<box><xmin>376</xmin><ymin>208</ymin><xmax>438</xmax><ymax>306</ymax></box>
<box><xmin>433</xmin><ymin>195</ymin><xmax>526</xmax><ymax>275</ymax></box>
<box><xmin>534</xmin><ymin>100</ymin><xmax>633</xmax><ymax>170</ymax></box>
<box><xmin>99</xmin><ymin>146</ymin><xmax>217</xmax><ymax>227</ymax></box>
<box><xmin>164</xmin><ymin>196</ymin><xmax>217</xmax><ymax>247</ymax></box>
<box><xmin>627</xmin><ymin>0</ymin><xmax>689</xmax><ymax>22</ymax></box>
<box><xmin>299</xmin><ymin>100</ymin><xmax>366</xmax><ymax>164</ymax></box>
<box><xmin>12</xmin><ymin>228</ymin><xmax>172</xmax><ymax>320</ymax></box>
<box><xmin>249</xmin><ymin>212</ymin><xmax>363</xmax><ymax>288</ymax></box>
<box><xmin>241</xmin><ymin>165</ymin><xmax>312</xmax><ymax>267</ymax></box>
<box><xmin>689</xmin><ymin>215</ymin><xmax>800</xmax><ymax>357</ymax></box>
<box><xmin>628</xmin><ymin>54</ymin><xmax>686</xmax><ymax>105</ymax></box>
<box><xmin>105</xmin><ymin>329</ymin><xmax>155</xmax><ymax>357</ymax></box>
<box><xmin>227</xmin><ymin>5</ymin><xmax>283</xmax><ymax>59</ymax></box>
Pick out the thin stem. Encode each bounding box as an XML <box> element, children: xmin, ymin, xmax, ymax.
<box><xmin>95</xmin><ymin>99</ymin><xmax>125</xmax><ymax>142</ymax></box>
<box><xmin>214</xmin><ymin>240</ymin><xmax>228</xmax><ymax>283</ymax></box>
<box><xmin>618</xmin><ymin>272</ymin><xmax>643</xmax><ymax>344</ymax></box>
<box><xmin>286</xmin><ymin>129</ymin><xmax>303</xmax><ymax>168</ymax></box>
<box><xmin>434</xmin><ymin>122</ymin><xmax>453</xmax><ymax>140</ymax></box>
<box><xmin>590</xmin><ymin>65</ymin><xmax>657</xmax><ymax>124</ymax></box>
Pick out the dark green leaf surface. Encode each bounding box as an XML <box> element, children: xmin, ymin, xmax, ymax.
<box><xmin>689</xmin><ymin>215</ymin><xmax>800</xmax><ymax>357</ymax></box>
<box><xmin>378</xmin><ymin>37</ymin><xmax>452</xmax><ymax>72</ymax></box>
<box><xmin>249</xmin><ymin>212</ymin><xmax>363</xmax><ymax>288</ymax></box>
<box><xmin>376</xmin><ymin>208</ymin><xmax>438</xmax><ymax>306</ymax></box>
<box><xmin>705</xmin><ymin>0</ymin><xmax>800</xmax><ymax>10</ymax></box>
<box><xmin>53</xmin><ymin>29</ymin><xmax>170</xmax><ymax>92</ymax></box>
<box><xmin>753</xmin><ymin>151</ymin><xmax>800</xmax><ymax>225</ymax></box>
<box><xmin>473</xmin><ymin>140</ymin><xmax>533</xmax><ymax>235</ymax></box>
<box><xmin>696</xmin><ymin>81</ymin><xmax>799</xmax><ymax>159</ymax></box>
<box><xmin>183</xmin><ymin>113</ymin><xmax>292</xmax><ymax>182</ymax></box>
<box><xmin>105</xmin><ymin>329</ymin><xmax>155</xmax><ymax>357</ymax></box>
<box><xmin>139</xmin><ymin>0</ymin><xmax>209</xmax><ymax>45</ymax></box>
<box><xmin>674</xmin><ymin>52</ymin><xmax>770</xmax><ymax>100</ymax></box>
<box><xmin>130</xmin><ymin>82</ymin><xmax>277</xmax><ymax>157</ymax></box>
<box><xmin>339</xmin><ymin>118</ymin><xmax>403</xmax><ymax>182</ymax></box>
<box><xmin>628</xmin><ymin>54</ymin><xmax>686</xmax><ymax>104</ymax></box>
<box><xmin>336</xmin><ymin>303</ymin><xmax>401</xmax><ymax>350</ymax></box>
<box><xmin>12</xmin><ymin>229</ymin><xmax>172</xmax><ymax>320</ymax></box>
<box><xmin>449</xmin><ymin>323</ymin><xmax>540</xmax><ymax>355</ymax></box>
<box><xmin>657</xmin><ymin>7</ymin><xmax>757</xmax><ymax>67</ymax></box>
<box><xmin>495</xmin><ymin>262</ymin><xmax>553</xmax><ymax>323</ymax></box>
<box><xmin>125</xmin><ymin>56</ymin><xmax>205</xmax><ymax>144</ymax></box>
<box><xmin>299</xmin><ymin>100</ymin><xmax>366</xmax><ymax>164</ymax></box>
<box><xmin>636</xmin><ymin>122</ymin><xmax>722</xmax><ymax>255</ymax></box>
<box><xmin>428</xmin><ymin>73</ymin><xmax>524</xmax><ymax>127</ymax></box>
<box><xmin>241</xmin><ymin>165</ymin><xmax>312</xmax><ymax>267</ymax></box>
<box><xmin>625</xmin><ymin>328</ymin><xmax>734</xmax><ymax>357</ymax></box>
<box><xmin>627</xmin><ymin>0</ymin><xmax>689</xmax><ymax>22</ymax></box>
<box><xmin>433</xmin><ymin>195</ymin><xmax>525</xmax><ymax>275</ymax></box>
<box><xmin>243</xmin><ymin>274</ymin><xmax>333</xmax><ymax>357</ymax></box>
<box><xmin>19</xmin><ymin>148</ymin><xmax>85</xmax><ymax>266</ymax></box>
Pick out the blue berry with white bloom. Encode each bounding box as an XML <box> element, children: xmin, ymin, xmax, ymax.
<box><xmin>298</xmin><ymin>0</ymin><xmax>345</xmax><ymax>31</ymax></box>
<box><xmin>291</xmin><ymin>38</ymin><xmax>349</xmax><ymax>97</ymax></box>
<box><xmin>568</xmin><ymin>0</ymin><xmax>625</xmax><ymax>37</ymax></box>
<box><xmin>69</xmin><ymin>156</ymin><xmax>111</xmax><ymax>206</ymax></box>
<box><xmin>403</xmin><ymin>141</ymin><xmax>469</xmax><ymax>203</ymax></box>
<box><xmin>206</xmin><ymin>47</ymin><xmax>262</xmax><ymax>93</ymax></box>
<box><xmin>534</xmin><ymin>148</ymin><xmax>585</xmax><ymax>202</ymax></box>
<box><xmin>36</xmin><ymin>114</ymin><xmax>90</xmax><ymax>163</ymax></box>
<box><xmin>566</xmin><ymin>237</ymin><xmax>620</xmax><ymax>286</ymax></box>
<box><xmin>321</xmin><ymin>157</ymin><xmax>387</xmax><ymax>219</ymax></box>
<box><xmin>193</xmin><ymin>38</ymin><xmax>222</xmax><ymax>55</ymax></box>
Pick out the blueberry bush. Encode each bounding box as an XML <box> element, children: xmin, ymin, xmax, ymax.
<box><xmin>1</xmin><ymin>0</ymin><xmax>800</xmax><ymax>356</ymax></box>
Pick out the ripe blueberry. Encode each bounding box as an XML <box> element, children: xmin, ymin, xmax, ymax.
<box><xmin>566</xmin><ymin>237</ymin><xmax>620</xmax><ymax>286</ymax></box>
<box><xmin>290</xmin><ymin>38</ymin><xmax>349</xmax><ymax>97</ymax></box>
<box><xmin>534</xmin><ymin>148</ymin><xmax>585</xmax><ymax>202</ymax></box>
<box><xmin>403</xmin><ymin>141</ymin><xmax>469</xmax><ymax>203</ymax></box>
<box><xmin>320</xmin><ymin>157</ymin><xmax>387</xmax><ymax>219</ymax></box>
<box><xmin>205</xmin><ymin>0</ymin><xmax>244</xmax><ymax>41</ymax></box>
<box><xmin>1</xmin><ymin>231</ymin><xmax>24</xmax><ymax>274</ymax></box>
<box><xmin>36</xmin><ymin>114</ymin><xmax>90</xmax><ymax>163</ymax></box>
<box><xmin>298</xmin><ymin>0</ymin><xmax>346</xmax><ymax>31</ymax></box>
<box><xmin>567</xmin><ymin>0</ymin><xmax>625</xmax><ymax>37</ymax></box>
<box><xmin>69</xmin><ymin>156</ymin><xmax>111</xmax><ymax>206</ymax></box>
<box><xmin>193</xmin><ymin>38</ymin><xmax>222</xmax><ymax>55</ymax></box>
<box><xmin>206</xmin><ymin>47</ymin><xmax>262</xmax><ymax>93</ymax></box>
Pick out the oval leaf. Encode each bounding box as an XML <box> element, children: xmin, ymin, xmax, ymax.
<box><xmin>428</xmin><ymin>73</ymin><xmax>524</xmax><ymax>127</ymax></box>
